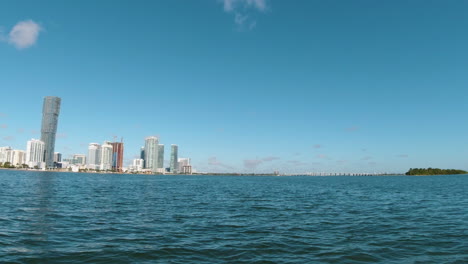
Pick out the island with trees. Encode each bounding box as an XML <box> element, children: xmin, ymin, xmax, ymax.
<box><xmin>406</xmin><ymin>168</ymin><xmax>467</xmax><ymax>176</ymax></box>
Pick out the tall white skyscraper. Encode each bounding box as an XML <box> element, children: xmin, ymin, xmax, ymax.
<box><xmin>100</xmin><ymin>142</ymin><xmax>113</xmax><ymax>171</ymax></box>
<box><xmin>144</xmin><ymin>136</ymin><xmax>159</xmax><ymax>172</ymax></box>
<box><xmin>26</xmin><ymin>139</ymin><xmax>45</xmax><ymax>169</ymax></box>
<box><xmin>87</xmin><ymin>143</ymin><xmax>101</xmax><ymax>170</ymax></box>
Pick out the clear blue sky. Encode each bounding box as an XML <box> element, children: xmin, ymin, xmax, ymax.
<box><xmin>1</xmin><ymin>0</ymin><xmax>467</xmax><ymax>173</ymax></box>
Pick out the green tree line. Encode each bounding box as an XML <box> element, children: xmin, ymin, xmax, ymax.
<box><xmin>406</xmin><ymin>168</ymin><xmax>467</xmax><ymax>175</ymax></box>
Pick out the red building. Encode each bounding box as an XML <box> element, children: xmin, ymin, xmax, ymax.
<box><xmin>110</xmin><ymin>141</ymin><xmax>124</xmax><ymax>172</ymax></box>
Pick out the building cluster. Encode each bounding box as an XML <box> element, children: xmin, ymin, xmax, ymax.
<box><xmin>126</xmin><ymin>137</ymin><xmax>192</xmax><ymax>174</ymax></box>
<box><xmin>0</xmin><ymin>96</ymin><xmax>193</xmax><ymax>174</ymax></box>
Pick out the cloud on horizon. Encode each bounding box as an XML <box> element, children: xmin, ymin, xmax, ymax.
<box><xmin>243</xmin><ymin>156</ymin><xmax>280</xmax><ymax>169</ymax></box>
<box><xmin>1</xmin><ymin>20</ymin><xmax>42</xmax><ymax>49</ymax></box>
<box><xmin>208</xmin><ymin>156</ymin><xmax>234</xmax><ymax>170</ymax></box>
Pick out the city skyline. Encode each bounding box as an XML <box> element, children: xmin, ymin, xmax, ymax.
<box><xmin>1</xmin><ymin>1</ymin><xmax>468</xmax><ymax>173</ymax></box>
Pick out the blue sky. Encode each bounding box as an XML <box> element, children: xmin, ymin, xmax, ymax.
<box><xmin>1</xmin><ymin>0</ymin><xmax>468</xmax><ymax>173</ymax></box>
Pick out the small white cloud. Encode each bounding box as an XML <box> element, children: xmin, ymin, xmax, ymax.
<box><xmin>8</xmin><ymin>20</ymin><xmax>42</xmax><ymax>49</ymax></box>
<box><xmin>223</xmin><ymin>0</ymin><xmax>266</xmax><ymax>12</ymax></box>
<box><xmin>220</xmin><ymin>0</ymin><xmax>268</xmax><ymax>30</ymax></box>
<box><xmin>244</xmin><ymin>159</ymin><xmax>262</xmax><ymax>169</ymax></box>
<box><xmin>235</xmin><ymin>13</ymin><xmax>249</xmax><ymax>25</ymax></box>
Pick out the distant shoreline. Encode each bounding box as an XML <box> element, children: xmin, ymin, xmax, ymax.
<box><xmin>1</xmin><ymin>167</ymin><xmax>467</xmax><ymax>176</ymax></box>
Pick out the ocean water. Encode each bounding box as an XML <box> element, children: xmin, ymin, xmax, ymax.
<box><xmin>0</xmin><ymin>171</ymin><xmax>466</xmax><ymax>263</ymax></box>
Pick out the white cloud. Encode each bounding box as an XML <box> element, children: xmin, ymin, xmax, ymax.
<box><xmin>223</xmin><ymin>0</ymin><xmax>267</xmax><ymax>12</ymax></box>
<box><xmin>220</xmin><ymin>0</ymin><xmax>268</xmax><ymax>29</ymax></box>
<box><xmin>243</xmin><ymin>156</ymin><xmax>280</xmax><ymax>169</ymax></box>
<box><xmin>7</xmin><ymin>20</ymin><xmax>42</xmax><ymax>49</ymax></box>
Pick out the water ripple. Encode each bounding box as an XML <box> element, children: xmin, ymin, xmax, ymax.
<box><xmin>0</xmin><ymin>171</ymin><xmax>467</xmax><ymax>263</ymax></box>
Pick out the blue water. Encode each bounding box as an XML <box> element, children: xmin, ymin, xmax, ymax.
<box><xmin>0</xmin><ymin>170</ymin><xmax>467</xmax><ymax>263</ymax></box>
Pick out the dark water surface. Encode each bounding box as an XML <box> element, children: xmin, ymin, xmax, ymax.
<box><xmin>0</xmin><ymin>170</ymin><xmax>467</xmax><ymax>263</ymax></box>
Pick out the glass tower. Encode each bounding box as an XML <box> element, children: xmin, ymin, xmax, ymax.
<box><xmin>144</xmin><ymin>136</ymin><xmax>159</xmax><ymax>172</ymax></box>
<box><xmin>40</xmin><ymin>96</ymin><xmax>61</xmax><ymax>169</ymax></box>
<box><xmin>170</xmin><ymin>144</ymin><xmax>178</xmax><ymax>173</ymax></box>
<box><xmin>157</xmin><ymin>144</ymin><xmax>164</xmax><ymax>169</ymax></box>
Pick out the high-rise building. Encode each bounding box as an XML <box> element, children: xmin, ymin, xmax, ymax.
<box><xmin>144</xmin><ymin>136</ymin><xmax>159</xmax><ymax>172</ymax></box>
<box><xmin>110</xmin><ymin>141</ymin><xmax>124</xmax><ymax>172</ymax></box>
<box><xmin>10</xmin><ymin>150</ymin><xmax>26</xmax><ymax>166</ymax></box>
<box><xmin>54</xmin><ymin>152</ymin><xmax>62</xmax><ymax>163</ymax></box>
<box><xmin>170</xmin><ymin>144</ymin><xmax>178</xmax><ymax>173</ymax></box>
<box><xmin>40</xmin><ymin>96</ymin><xmax>61</xmax><ymax>169</ymax></box>
<box><xmin>87</xmin><ymin>143</ymin><xmax>101</xmax><ymax>170</ymax></box>
<box><xmin>26</xmin><ymin>139</ymin><xmax>45</xmax><ymax>169</ymax></box>
<box><xmin>158</xmin><ymin>144</ymin><xmax>164</xmax><ymax>168</ymax></box>
<box><xmin>140</xmin><ymin>146</ymin><xmax>145</xmax><ymax>168</ymax></box>
<box><xmin>100</xmin><ymin>142</ymin><xmax>113</xmax><ymax>171</ymax></box>
<box><xmin>0</xmin><ymin>146</ymin><xmax>12</xmax><ymax>163</ymax></box>
<box><xmin>0</xmin><ymin>147</ymin><xmax>25</xmax><ymax>166</ymax></box>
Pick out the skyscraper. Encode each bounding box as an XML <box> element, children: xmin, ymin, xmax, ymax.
<box><xmin>157</xmin><ymin>144</ymin><xmax>164</xmax><ymax>168</ymax></box>
<box><xmin>100</xmin><ymin>142</ymin><xmax>113</xmax><ymax>171</ymax></box>
<box><xmin>110</xmin><ymin>141</ymin><xmax>124</xmax><ymax>172</ymax></box>
<box><xmin>140</xmin><ymin>146</ymin><xmax>145</xmax><ymax>168</ymax></box>
<box><xmin>170</xmin><ymin>144</ymin><xmax>178</xmax><ymax>173</ymax></box>
<box><xmin>87</xmin><ymin>143</ymin><xmax>101</xmax><ymax>170</ymax></box>
<box><xmin>144</xmin><ymin>136</ymin><xmax>159</xmax><ymax>172</ymax></box>
<box><xmin>26</xmin><ymin>139</ymin><xmax>45</xmax><ymax>169</ymax></box>
<box><xmin>54</xmin><ymin>152</ymin><xmax>62</xmax><ymax>163</ymax></box>
<box><xmin>40</xmin><ymin>96</ymin><xmax>61</xmax><ymax>169</ymax></box>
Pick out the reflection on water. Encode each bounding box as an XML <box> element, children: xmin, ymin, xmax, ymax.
<box><xmin>0</xmin><ymin>171</ymin><xmax>467</xmax><ymax>263</ymax></box>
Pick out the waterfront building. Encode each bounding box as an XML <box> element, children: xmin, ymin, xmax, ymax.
<box><xmin>26</xmin><ymin>139</ymin><xmax>45</xmax><ymax>169</ymax></box>
<box><xmin>170</xmin><ymin>144</ymin><xmax>178</xmax><ymax>173</ymax></box>
<box><xmin>140</xmin><ymin>146</ymin><xmax>145</xmax><ymax>168</ymax></box>
<box><xmin>0</xmin><ymin>146</ymin><xmax>12</xmax><ymax>163</ymax></box>
<box><xmin>10</xmin><ymin>150</ymin><xmax>26</xmax><ymax>166</ymax></box>
<box><xmin>40</xmin><ymin>96</ymin><xmax>61</xmax><ymax>169</ymax></box>
<box><xmin>181</xmin><ymin>165</ymin><xmax>192</xmax><ymax>174</ymax></box>
<box><xmin>87</xmin><ymin>143</ymin><xmax>101</xmax><ymax>170</ymax></box>
<box><xmin>132</xmin><ymin>158</ymin><xmax>144</xmax><ymax>171</ymax></box>
<box><xmin>178</xmin><ymin>158</ymin><xmax>190</xmax><ymax>171</ymax></box>
<box><xmin>158</xmin><ymin>144</ymin><xmax>164</xmax><ymax>168</ymax></box>
<box><xmin>72</xmin><ymin>154</ymin><xmax>86</xmax><ymax>166</ymax></box>
<box><xmin>109</xmin><ymin>141</ymin><xmax>124</xmax><ymax>172</ymax></box>
<box><xmin>54</xmin><ymin>152</ymin><xmax>62</xmax><ymax>163</ymax></box>
<box><xmin>100</xmin><ymin>142</ymin><xmax>113</xmax><ymax>171</ymax></box>
<box><xmin>144</xmin><ymin>136</ymin><xmax>159</xmax><ymax>172</ymax></box>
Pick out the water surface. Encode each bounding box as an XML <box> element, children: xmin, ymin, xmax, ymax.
<box><xmin>0</xmin><ymin>170</ymin><xmax>467</xmax><ymax>263</ymax></box>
